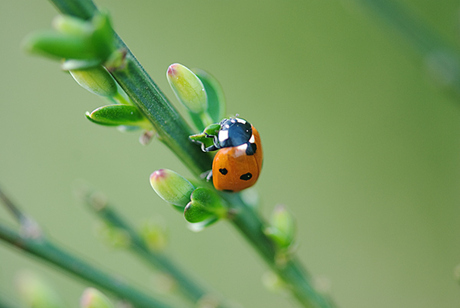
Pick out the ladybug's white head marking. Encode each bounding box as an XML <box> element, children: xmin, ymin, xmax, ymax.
<box><xmin>218</xmin><ymin>130</ymin><xmax>229</xmax><ymax>143</ymax></box>
<box><xmin>236</xmin><ymin>118</ymin><xmax>247</xmax><ymax>124</ymax></box>
<box><xmin>249</xmin><ymin>134</ymin><xmax>255</xmax><ymax>143</ymax></box>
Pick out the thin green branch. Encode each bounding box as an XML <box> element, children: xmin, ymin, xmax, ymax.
<box><xmin>0</xmin><ymin>187</ymin><xmax>179</xmax><ymax>308</ymax></box>
<box><xmin>0</xmin><ymin>223</ymin><xmax>180</xmax><ymax>308</ymax></box>
<box><xmin>0</xmin><ymin>187</ymin><xmax>27</xmax><ymax>223</ymax></box>
<box><xmin>79</xmin><ymin>188</ymin><xmax>228</xmax><ymax>307</ymax></box>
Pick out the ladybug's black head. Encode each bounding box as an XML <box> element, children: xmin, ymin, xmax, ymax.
<box><xmin>218</xmin><ymin>117</ymin><xmax>252</xmax><ymax>148</ymax></box>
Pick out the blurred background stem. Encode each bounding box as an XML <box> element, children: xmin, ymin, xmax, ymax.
<box><xmin>355</xmin><ymin>0</ymin><xmax>460</xmax><ymax>97</ymax></box>
<box><xmin>79</xmin><ymin>187</ymin><xmax>228</xmax><ymax>307</ymax></box>
<box><xmin>0</xmin><ymin>187</ymin><xmax>177</xmax><ymax>308</ymax></box>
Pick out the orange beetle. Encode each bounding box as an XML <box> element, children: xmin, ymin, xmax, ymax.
<box><xmin>204</xmin><ymin>117</ymin><xmax>263</xmax><ymax>192</ymax></box>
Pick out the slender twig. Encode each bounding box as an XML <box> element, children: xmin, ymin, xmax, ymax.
<box><xmin>39</xmin><ymin>1</ymin><xmax>336</xmax><ymax>307</ymax></box>
<box><xmin>0</xmin><ymin>188</ymin><xmax>180</xmax><ymax>308</ymax></box>
<box><xmin>0</xmin><ymin>223</ymin><xmax>181</xmax><ymax>308</ymax></box>
<box><xmin>79</xmin><ymin>187</ymin><xmax>227</xmax><ymax>307</ymax></box>
<box><xmin>0</xmin><ymin>187</ymin><xmax>27</xmax><ymax>222</ymax></box>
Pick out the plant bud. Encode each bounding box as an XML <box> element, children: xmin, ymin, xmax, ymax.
<box><xmin>139</xmin><ymin>219</ymin><xmax>168</xmax><ymax>251</ymax></box>
<box><xmin>15</xmin><ymin>271</ymin><xmax>64</xmax><ymax>308</ymax></box>
<box><xmin>184</xmin><ymin>187</ymin><xmax>226</xmax><ymax>223</ymax></box>
<box><xmin>95</xmin><ymin>221</ymin><xmax>131</xmax><ymax>249</ymax></box>
<box><xmin>52</xmin><ymin>15</ymin><xmax>92</xmax><ymax>36</ymax></box>
<box><xmin>23</xmin><ymin>12</ymin><xmax>115</xmax><ymax>64</ymax></box>
<box><xmin>80</xmin><ymin>288</ymin><xmax>114</xmax><ymax>308</ymax></box>
<box><xmin>70</xmin><ymin>66</ymin><xmax>117</xmax><ymax>97</ymax></box>
<box><xmin>265</xmin><ymin>205</ymin><xmax>295</xmax><ymax>249</ymax></box>
<box><xmin>150</xmin><ymin>169</ymin><xmax>195</xmax><ymax>211</ymax></box>
<box><xmin>86</xmin><ymin>104</ymin><xmax>149</xmax><ymax>128</ymax></box>
<box><xmin>23</xmin><ymin>30</ymin><xmax>96</xmax><ymax>60</ymax></box>
<box><xmin>167</xmin><ymin>63</ymin><xmax>207</xmax><ymax>114</ymax></box>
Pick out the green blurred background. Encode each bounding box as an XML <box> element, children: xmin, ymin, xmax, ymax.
<box><xmin>1</xmin><ymin>0</ymin><xmax>459</xmax><ymax>307</ymax></box>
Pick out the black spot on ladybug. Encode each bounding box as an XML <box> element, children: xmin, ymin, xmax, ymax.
<box><xmin>219</xmin><ymin>168</ymin><xmax>228</xmax><ymax>175</ymax></box>
<box><xmin>245</xmin><ymin>143</ymin><xmax>257</xmax><ymax>156</ymax></box>
<box><xmin>240</xmin><ymin>173</ymin><xmax>252</xmax><ymax>181</ymax></box>
<box><xmin>223</xmin><ymin>189</ymin><xmax>233</xmax><ymax>192</ymax></box>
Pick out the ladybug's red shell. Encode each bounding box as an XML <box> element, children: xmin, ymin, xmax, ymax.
<box><xmin>212</xmin><ymin>126</ymin><xmax>263</xmax><ymax>192</ymax></box>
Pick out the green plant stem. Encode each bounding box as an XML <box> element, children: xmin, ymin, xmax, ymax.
<box><xmin>0</xmin><ymin>223</ymin><xmax>178</xmax><ymax>308</ymax></box>
<box><xmin>46</xmin><ymin>1</ymin><xmax>336</xmax><ymax>307</ymax></box>
<box><xmin>81</xmin><ymin>190</ymin><xmax>226</xmax><ymax>307</ymax></box>
<box><xmin>227</xmin><ymin>194</ymin><xmax>335</xmax><ymax>308</ymax></box>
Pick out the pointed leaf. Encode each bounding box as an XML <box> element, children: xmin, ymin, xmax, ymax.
<box><xmin>86</xmin><ymin>105</ymin><xmax>147</xmax><ymax>127</ymax></box>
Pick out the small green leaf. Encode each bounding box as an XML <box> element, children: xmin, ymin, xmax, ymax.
<box><xmin>23</xmin><ymin>12</ymin><xmax>115</xmax><ymax>64</ymax></box>
<box><xmin>90</xmin><ymin>11</ymin><xmax>115</xmax><ymax>61</ymax></box>
<box><xmin>70</xmin><ymin>66</ymin><xmax>117</xmax><ymax>97</ymax></box>
<box><xmin>86</xmin><ymin>105</ymin><xmax>149</xmax><ymax>128</ymax></box>
<box><xmin>203</xmin><ymin>123</ymin><xmax>221</xmax><ymax>136</ymax></box>
<box><xmin>187</xmin><ymin>217</ymin><xmax>219</xmax><ymax>232</ymax></box>
<box><xmin>167</xmin><ymin>63</ymin><xmax>207</xmax><ymax>114</ymax></box>
<box><xmin>191</xmin><ymin>187</ymin><xmax>226</xmax><ymax>215</ymax></box>
<box><xmin>52</xmin><ymin>15</ymin><xmax>92</xmax><ymax>36</ymax></box>
<box><xmin>189</xmin><ymin>123</ymin><xmax>221</xmax><ymax>150</ymax></box>
<box><xmin>193</xmin><ymin>69</ymin><xmax>226</xmax><ymax>122</ymax></box>
<box><xmin>184</xmin><ymin>201</ymin><xmax>215</xmax><ymax>223</ymax></box>
<box><xmin>265</xmin><ymin>205</ymin><xmax>295</xmax><ymax>249</ymax></box>
<box><xmin>184</xmin><ymin>187</ymin><xmax>226</xmax><ymax>223</ymax></box>
<box><xmin>23</xmin><ymin>30</ymin><xmax>98</xmax><ymax>60</ymax></box>
<box><xmin>149</xmin><ymin>169</ymin><xmax>195</xmax><ymax>210</ymax></box>
<box><xmin>80</xmin><ymin>288</ymin><xmax>114</xmax><ymax>308</ymax></box>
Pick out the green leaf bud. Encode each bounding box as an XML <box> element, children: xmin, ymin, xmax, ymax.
<box><xmin>184</xmin><ymin>187</ymin><xmax>226</xmax><ymax>223</ymax></box>
<box><xmin>189</xmin><ymin>123</ymin><xmax>221</xmax><ymax>150</ymax></box>
<box><xmin>23</xmin><ymin>30</ymin><xmax>97</xmax><ymax>60</ymax></box>
<box><xmin>184</xmin><ymin>202</ymin><xmax>215</xmax><ymax>223</ymax></box>
<box><xmin>265</xmin><ymin>205</ymin><xmax>295</xmax><ymax>249</ymax></box>
<box><xmin>95</xmin><ymin>221</ymin><xmax>131</xmax><ymax>249</ymax></box>
<box><xmin>52</xmin><ymin>15</ymin><xmax>92</xmax><ymax>36</ymax></box>
<box><xmin>86</xmin><ymin>105</ymin><xmax>150</xmax><ymax>128</ymax></box>
<box><xmin>150</xmin><ymin>169</ymin><xmax>195</xmax><ymax>211</ymax></box>
<box><xmin>90</xmin><ymin>11</ymin><xmax>116</xmax><ymax>61</ymax></box>
<box><xmin>70</xmin><ymin>66</ymin><xmax>117</xmax><ymax>97</ymax></box>
<box><xmin>139</xmin><ymin>218</ymin><xmax>168</xmax><ymax>251</ymax></box>
<box><xmin>15</xmin><ymin>271</ymin><xmax>64</xmax><ymax>308</ymax></box>
<box><xmin>203</xmin><ymin>123</ymin><xmax>221</xmax><ymax>136</ymax></box>
<box><xmin>167</xmin><ymin>63</ymin><xmax>207</xmax><ymax>114</ymax></box>
<box><xmin>80</xmin><ymin>288</ymin><xmax>114</xmax><ymax>308</ymax></box>
<box><xmin>23</xmin><ymin>12</ymin><xmax>115</xmax><ymax>64</ymax></box>
<box><xmin>262</xmin><ymin>271</ymin><xmax>285</xmax><ymax>293</ymax></box>
<box><xmin>191</xmin><ymin>187</ymin><xmax>226</xmax><ymax>215</ymax></box>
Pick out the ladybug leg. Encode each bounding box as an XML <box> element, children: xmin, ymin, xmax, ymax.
<box><xmin>200</xmin><ymin>169</ymin><xmax>213</xmax><ymax>182</ymax></box>
<box><xmin>204</xmin><ymin>144</ymin><xmax>219</xmax><ymax>152</ymax></box>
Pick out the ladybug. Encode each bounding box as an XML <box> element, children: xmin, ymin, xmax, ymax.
<box><xmin>204</xmin><ymin>117</ymin><xmax>263</xmax><ymax>192</ymax></box>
